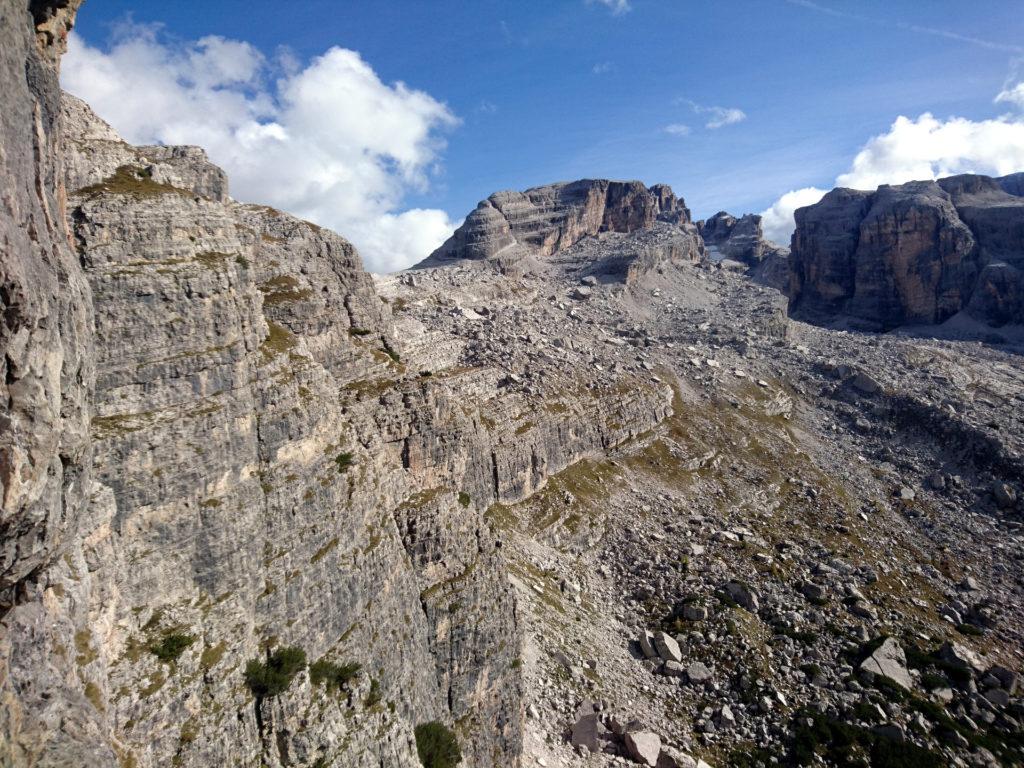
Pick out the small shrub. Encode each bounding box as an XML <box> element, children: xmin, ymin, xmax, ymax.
<box><xmin>419</xmin><ymin>370</ymin><xmax>433</xmax><ymax>378</ymax></box>
<box><xmin>956</xmin><ymin>623</ymin><xmax>984</xmax><ymax>636</ymax></box>
<box><xmin>149</xmin><ymin>632</ymin><xmax>195</xmax><ymax>663</ymax></box>
<box><xmin>335</xmin><ymin>452</ymin><xmax>354</xmax><ymax>473</ymax></box>
<box><xmin>382</xmin><ymin>341</ymin><xmax>401</xmax><ymax>363</ymax></box>
<box><xmin>309</xmin><ymin>659</ymin><xmax>361</xmax><ymax>691</ymax></box>
<box><xmin>244</xmin><ymin>645</ymin><xmax>306</xmax><ymax>699</ymax></box>
<box><xmin>457</xmin><ymin>492</ymin><xmax>470</xmax><ymax>508</ymax></box>
<box><xmin>348</xmin><ymin>327</ymin><xmax>372</xmax><ymax>337</ymax></box>
<box><xmin>364</xmin><ymin>677</ymin><xmax>382</xmax><ymax>707</ymax></box>
<box><xmin>414</xmin><ymin>721</ymin><xmax>462</xmax><ymax>768</ymax></box>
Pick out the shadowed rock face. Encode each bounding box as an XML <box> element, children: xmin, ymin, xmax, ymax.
<box><xmin>789</xmin><ymin>174</ymin><xmax>1024</xmax><ymax>329</ymax></box>
<box><xmin>419</xmin><ymin>179</ymin><xmax>695</xmax><ymax>266</ymax></box>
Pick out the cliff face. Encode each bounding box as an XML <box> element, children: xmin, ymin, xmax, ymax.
<box><xmin>789</xmin><ymin>174</ymin><xmax>1024</xmax><ymax>329</ymax></box>
<box><xmin>419</xmin><ymin>179</ymin><xmax>702</xmax><ymax>266</ymax></box>
<box><xmin>0</xmin><ymin>0</ymin><xmax>96</xmax><ymax>762</ymax></box>
<box><xmin>1</xmin><ymin>7</ymin><xmax>680</xmax><ymax>766</ymax></box>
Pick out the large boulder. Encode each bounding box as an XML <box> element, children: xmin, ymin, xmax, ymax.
<box><xmin>624</xmin><ymin>731</ymin><xmax>662</xmax><ymax>766</ymax></box>
<box><xmin>859</xmin><ymin>637</ymin><xmax>913</xmax><ymax>690</ymax></box>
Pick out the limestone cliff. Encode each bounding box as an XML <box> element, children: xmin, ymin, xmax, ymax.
<box><xmin>419</xmin><ymin>179</ymin><xmax>703</xmax><ymax>267</ymax></box>
<box><xmin>0</xmin><ymin>6</ymin><xmax>676</xmax><ymax>766</ymax></box>
<box><xmin>789</xmin><ymin>174</ymin><xmax>1024</xmax><ymax>329</ymax></box>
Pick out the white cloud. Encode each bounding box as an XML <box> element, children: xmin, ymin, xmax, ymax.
<box><xmin>592</xmin><ymin>61</ymin><xmax>615</xmax><ymax>75</ymax></box>
<box><xmin>62</xmin><ymin>26</ymin><xmax>459</xmax><ymax>273</ymax></box>
<box><xmin>759</xmin><ymin>96</ymin><xmax>1024</xmax><ymax>244</ymax></box>
<box><xmin>586</xmin><ymin>0</ymin><xmax>632</xmax><ymax>16</ymax></box>
<box><xmin>759</xmin><ymin>187</ymin><xmax>828</xmax><ymax>245</ymax></box>
<box><xmin>996</xmin><ymin>82</ymin><xmax>1024</xmax><ymax>110</ymax></box>
<box><xmin>663</xmin><ymin>123</ymin><xmax>692</xmax><ymax>137</ymax></box>
<box><xmin>835</xmin><ymin>112</ymin><xmax>1024</xmax><ymax>190</ymax></box>
<box><xmin>681</xmin><ymin>100</ymin><xmax>747</xmax><ymax>130</ymax></box>
<box><xmin>703</xmin><ymin>107</ymin><xmax>747</xmax><ymax>129</ymax></box>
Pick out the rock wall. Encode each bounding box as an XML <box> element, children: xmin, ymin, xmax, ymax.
<box><xmin>789</xmin><ymin>174</ymin><xmax>1024</xmax><ymax>329</ymax></box>
<box><xmin>0</xmin><ymin>8</ymin><xmax>678</xmax><ymax>765</ymax></box>
<box><xmin>0</xmin><ymin>0</ymin><xmax>96</xmax><ymax>763</ymax></box>
<box><xmin>420</xmin><ymin>179</ymin><xmax>698</xmax><ymax>266</ymax></box>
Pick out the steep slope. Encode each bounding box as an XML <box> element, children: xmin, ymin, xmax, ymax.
<box><xmin>789</xmin><ymin>174</ymin><xmax>1024</xmax><ymax>329</ymax></box>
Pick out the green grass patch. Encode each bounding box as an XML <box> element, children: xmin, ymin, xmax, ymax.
<box><xmin>77</xmin><ymin>165</ymin><xmax>190</xmax><ymax>200</ymax></box>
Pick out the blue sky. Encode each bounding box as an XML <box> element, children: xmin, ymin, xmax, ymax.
<box><xmin>67</xmin><ymin>0</ymin><xmax>1024</xmax><ymax>269</ymax></box>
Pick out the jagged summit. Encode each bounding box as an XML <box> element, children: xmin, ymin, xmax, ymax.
<box><xmin>416</xmin><ymin>178</ymin><xmax>697</xmax><ymax>267</ymax></box>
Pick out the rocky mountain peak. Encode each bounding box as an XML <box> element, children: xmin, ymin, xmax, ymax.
<box><xmin>418</xmin><ymin>178</ymin><xmax>695</xmax><ymax>267</ymax></box>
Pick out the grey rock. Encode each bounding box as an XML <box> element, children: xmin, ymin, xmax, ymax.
<box><xmin>859</xmin><ymin>638</ymin><xmax>913</xmax><ymax>690</ymax></box>
<box><xmin>624</xmin><ymin>731</ymin><xmax>662</xmax><ymax>767</ymax></box>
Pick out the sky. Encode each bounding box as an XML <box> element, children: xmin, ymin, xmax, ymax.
<box><xmin>63</xmin><ymin>0</ymin><xmax>1024</xmax><ymax>272</ymax></box>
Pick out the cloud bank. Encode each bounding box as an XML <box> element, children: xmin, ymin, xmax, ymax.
<box><xmin>759</xmin><ymin>90</ymin><xmax>1024</xmax><ymax>245</ymax></box>
<box><xmin>62</xmin><ymin>26</ymin><xmax>459</xmax><ymax>272</ymax></box>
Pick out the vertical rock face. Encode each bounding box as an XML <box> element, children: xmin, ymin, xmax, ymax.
<box><xmin>419</xmin><ymin>179</ymin><xmax>697</xmax><ymax>266</ymax></box>
<box><xmin>789</xmin><ymin>174</ymin><xmax>1024</xmax><ymax>329</ymax></box>
<box><xmin>0</xmin><ymin>2</ymin><xmax>95</xmax><ymax>763</ymax></box>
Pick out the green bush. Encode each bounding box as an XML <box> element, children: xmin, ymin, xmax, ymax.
<box><xmin>457</xmin><ymin>492</ymin><xmax>470</xmax><ymax>508</ymax></box>
<box><xmin>414</xmin><ymin>721</ymin><xmax>462</xmax><ymax>768</ymax></box>
<box><xmin>335</xmin><ymin>452</ymin><xmax>354</xmax><ymax>473</ymax></box>
<box><xmin>310</xmin><ymin>658</ymin><xmax>361</xmax><ymax>691</ymax></box>
<box><xmin>244</xmin><ymin>645</ymin><xmax>307</xmax><ymax>699</ymax></box>
<box><xmin>149</xmin><ymin>632</ymin><xmax>195</xmax><ymax>663</ymax></box>
<box><xmin>382</xmin><ymin>341</ymin><xmax>401</xmax><ymax>363</ymax></box>
<box><xmin>348</xmin><ymin>327</ymin><xmax>372</xmax><ymax>336</ymax></box>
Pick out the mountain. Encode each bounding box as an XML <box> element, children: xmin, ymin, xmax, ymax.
<box><xmin>417</xmin><ymin>179</ymin><xmax>703</xmax><ymax>268</ymax></box>
<box><xmin>789</xmin><ymin>173</ymin><xmax>1024</xmax><ymax>329</ymax></box>
<box><xmin>2</xmin><ymin>4</ymin><xmax>1024</xmax><ymax>768</ymax></box>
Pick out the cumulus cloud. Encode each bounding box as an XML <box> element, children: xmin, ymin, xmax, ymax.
<box><xmin>663</xmin><ymin>123</ymin><xmax>692</xmax><ymax>137</ymax></box>
<box><xmin>62</xmin><ymin>25</ymin><xmax>459</xmax><ymax>272</ymax></box>
<box><xmin>759</xmin><ymin>187</ymin><xmax>829</xmax><ymax>245</ymax></box>
<box><xmin>592</xmin><ymin>61</ymin><xmax>615</xmax><ymax>75</ymax></box>
<box><xmin>586</xmin><ymin>0</ymin><xmax>632</xmax><ymax>16</ymax></box>
<box><xmin>759</xmin><ymin>93</ymin><xmax>1024</xmax><ymax>245</ymax></box>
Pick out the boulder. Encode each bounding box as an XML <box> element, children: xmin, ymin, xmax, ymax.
<box><xmin>624</xmin><ymin>731</ymin><xmax>662</xmax><ymax>767</ymax></box>
<box><xmin>653</xmin><ymin>631</ymin><xmax>682</xmax><ymax>663</ymax></box>
<box><xmin>722</xmin><ymin>581</ymin><xmax>760</xmax><ymax>612</ymax></box>
<box><xmin>859</xmin><ymin>637</ymin><xmax>913</xmax><ymax>690</ymax></box>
